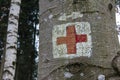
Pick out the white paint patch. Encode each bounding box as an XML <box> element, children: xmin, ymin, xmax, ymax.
<box><xmin>44</xmin><ymin>18</ymin><xmax>47</xmax><ymax>22</ymax></box>
<box><xmin>58</xmin><ymin>13</ymin><xmax>66</xmax><ymax>21</ymax></box>
<box><xmin>97</xmin><ymin>16</ymin><xmax>101</xmax><ymax>19</ymax></box>
<box><xmin>80</xmin><ymin>73</ymin><xmax>84</xmax><ymax>76</ymax></box>
<box><xmin>49</xmin><ymin>14</ymin><xmax>53</xmax><ymax>19</ymax></box>
<box><xmin>98</xmin><ymin>74</ymin><xmax>105</xmax><ymax>80</ymax></box>
<box><xmin>58</xmin><ymin>12</ymin><xmax>83</xmax><ymax>21</ymax></box>
<box><xmin>64</xmin><ymin>72</ymin><xmax>73</xmax><ymax>78</ymax></box>
<box><xmin>52</xmin><ymin>22</ymin><xmax>92</xmax><ymax>58</ymax></box>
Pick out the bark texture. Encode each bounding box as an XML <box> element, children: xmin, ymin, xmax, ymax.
<box><xmin>2</xmin><ymin>0</ymin><xmax>21</xmax><ymax>80</ymax></box>
<box><xmin>39</xmin><ymin>0</ymin><xmax>120</xmax><ymax>80</ymax></box>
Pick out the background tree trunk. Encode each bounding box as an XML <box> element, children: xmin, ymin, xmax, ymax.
<box><xmin>39</xmin><ymin>0</ymin><xmax>120</xmax><ymax>80</ymax></box>
<box><xmin>2</xmin><ymin>0</ymin><xmax>21</xmax><ymax>80</ymax></box>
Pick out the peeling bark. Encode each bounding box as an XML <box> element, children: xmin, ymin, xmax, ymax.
<box><xmin>2</xmin><ymin>0</ymin><xmax>21</xmax><ymax>80</ymax></box>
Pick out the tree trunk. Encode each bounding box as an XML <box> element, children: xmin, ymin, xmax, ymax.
<box><xmin>39</xmin><ymin>0</ymin><xmax>120</xmax><ymax>80</ymax></box>
<box><xmin>2</xmin><ymin>0</ymin><xmax>21</xmax><ymax>80</ymax></box>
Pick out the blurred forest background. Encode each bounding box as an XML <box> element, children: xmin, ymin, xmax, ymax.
<box><xmin>0</xmin><ymin>0</ymin><xmax>120</xmax><ymax>80</ymax></box>
<box><xmin>0</xmin><ymin>0</ymin><xmax>39</xmax><ymax>80</ymax></box>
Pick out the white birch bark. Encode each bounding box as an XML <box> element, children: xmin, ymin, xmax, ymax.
<box><xmin>2</xmin><ymin>0</ymin><xmax>21</xmax><ymax>80</ymax></box>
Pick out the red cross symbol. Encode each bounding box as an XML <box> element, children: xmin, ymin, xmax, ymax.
<box><xmin>57</xmin><ymin>25</ymin><xmax>87</xmax><ymax>54</ymax></box>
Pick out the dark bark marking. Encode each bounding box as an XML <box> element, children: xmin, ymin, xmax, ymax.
<box><xmin>3</xmin><ymin>70</ymin><xmax>13</xmax><ymax>76</ymax></box>
<box><xmin>8</xmin><ymin>13</ymin><xmax>19</xmax><ymax>26</ymax></box>
<box><xmin>42</xmin><ymin>62</ymin><xmax>111</xmax><ymax>80</ymax></box>
<box><xmin>73</xmin><ymin>0</ymin><xmax>79</xmax><ymax>4</ymax></box>
<box><xmin>111</xmin><ymin>51</ymin><xmax>120</xmax><ymax>76</ymax></box>
<box><xmin>108</xmin><ymin>3</ymin><xmax>113</xmax><ymax>11</ymax></box>
<box><xmin>39</xmin><ymin>6</ymin><xmax>57</xmax><ymax>16</ymax></box>
<box><xmin>72</xmin><ymin>0</ymin><xmax>87</xmax><ymax>4</ymax></box>
<box><xmin>48</xmin><ymin>0</ymin><xmax>54</xmax><ymax>2</ymax></box>
<box><xmin>11</xmin><ymin>2</ymin><xmax>21</xmax><ymax>6</ymax></box>
<box><xmin>8</xmin><ymin>21</ymin><xmax>17</xmax><ymax>26</ymax></box>
<box><xmin>66</xmin><ymin>63</ymin><xmax>84</xmax><ymax>73</ymax></box>
<box><xmin>9</xmin><ymin>14</ymin><xmax>19</xmax><ymax>20</ymax></box>
<box><xmin>12</xmin><ymin>61</ymin><xmax>16</xmax><ymax>66</ymax></box>
<box><xmin>6</xmin><ymin>46</ymin><xmax>17</xmax><ymax>50</ymax></box>
<box><xmin>81</xmin><ymin>11</ymin><xmax>100</xmax><ymax>14</ymax></box>
<box><xmin>13</xmin><ymin>53</ymin><xmax>17</xmax><ymax>55</ymax></box>
<box><xmin>7</xmin><ymin>34</ymin><xmax>18</xmax><ymax>38</ymax></box>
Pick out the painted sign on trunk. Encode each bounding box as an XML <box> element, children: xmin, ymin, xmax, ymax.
<box><xmin>52</xmin><ymin>22</ymin><xmax>92</xmax><ymax>58</ymax></box>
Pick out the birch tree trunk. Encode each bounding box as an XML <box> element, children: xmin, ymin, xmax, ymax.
<box><xmin>39</xmin><ymin>0</ymin><xmax>120</xmax><ymax>80</ymax></box>
<box><xmin>2</xmin><ymin>0</ymin><xmax>21</xmax><ymax>80</ymax></box>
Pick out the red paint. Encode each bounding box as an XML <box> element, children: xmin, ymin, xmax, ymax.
<box><xmin>57</xmin><ymin>25</ymin><xmax>87</xmax><ymax>54</ymax></box>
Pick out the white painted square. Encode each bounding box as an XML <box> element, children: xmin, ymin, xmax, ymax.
<box><xmin>52</xmin><ymin>22</ymin><xmax>92</xmax><ymax>58</ymax></box>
